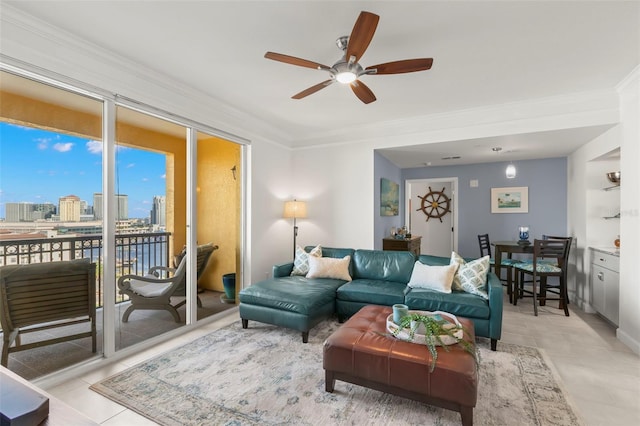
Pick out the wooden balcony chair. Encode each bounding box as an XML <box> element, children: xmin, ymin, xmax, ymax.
<box><xmin>0</xmin><ymin>259</ymin><xmax>97</xmax><ymax>367</ymax></box>
<box><xmin>171</xmin><ymin>243</ymin><xmax>219</xmax><ymax>309</ymax></box>
<box><xmin>117</xmin><ymin>243</ymin><xmax>218</xmax><ymax>322</ymax></box>
<box><xmin>513</xmin><ymin>238</ymin><xmax>572</xmax><ymax>316</ymax></box>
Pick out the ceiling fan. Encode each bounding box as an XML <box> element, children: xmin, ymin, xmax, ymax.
<box><xmin>264</xmin><ymin>11</ymin><xmax>433</xmax><ymax>104</ymax></box>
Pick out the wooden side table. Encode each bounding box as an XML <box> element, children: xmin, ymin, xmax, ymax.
<box><xmin>382</xmin><ymin>236</ymin><xmax>422</xmax><ymax>257</ymax></box>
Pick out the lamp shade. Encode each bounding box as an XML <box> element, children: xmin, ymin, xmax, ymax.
<box><xmin>283</xmin><ymin>200</ymin><xmax>307</xmax><ymax>219</ymax></box>
<box><xmin>506</xmin><ymin>164</ymin><xmax>516</xmax><ymax>179</ymax></box>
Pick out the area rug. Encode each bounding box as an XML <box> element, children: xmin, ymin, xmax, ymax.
<box><xmin>91</xmin><ymin>319</ymin><xmax>583</xmax><ymax>425</ymax></box>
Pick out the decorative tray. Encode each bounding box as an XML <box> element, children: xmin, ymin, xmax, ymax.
<box><xmin>386</xmin><ymin>310</ymin><xmax>463</xmax><ymax>346</ymax></box>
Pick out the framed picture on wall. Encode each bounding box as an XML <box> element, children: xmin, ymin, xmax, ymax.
<box><xmin>380</xmin><ymin>178</ymin><xmax>399</xmax><ymax>216</ymax></box>
<box><xmin>491</xmin><ymin>186</ymin><xmax>529</xmax><ymax>213</ymax></box>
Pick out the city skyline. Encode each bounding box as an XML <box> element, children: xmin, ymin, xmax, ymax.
<box><xmin>0</xmin><ymin>122</ymin><xmax>166</xmax><ymax>219</ymax></box>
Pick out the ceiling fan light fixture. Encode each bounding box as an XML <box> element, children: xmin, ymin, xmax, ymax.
<box><xmin>265</xmin><ymin>11</ymin><xmax>433</xmax><ymax>103</ymax></box>
<box><xmin>336</xmin><ymin>71</ymin><xmax>357</xmax><ymax>84</ymax></box>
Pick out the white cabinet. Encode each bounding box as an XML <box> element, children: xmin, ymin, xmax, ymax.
<box><xmin>590</xmin><ymin>249</ymin><xmax>620</xmax><ymax>325</ymax></box>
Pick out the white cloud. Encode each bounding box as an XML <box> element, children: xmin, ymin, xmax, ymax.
<box><xmin>53</xmin><ymin>142</ymin><xmax>73</xmax><ymax>152</ymax></box>
<box><xmin>161</xmin><ymin>174</ymin><xmax>166</xmax><ymax>179</ymax></box>
<box><xmin>142</xmin><ymin>177</ymin><xmax>149</xmax><ymax>182</ymax></box>
<box><xmin>35</xmin><ymin>137</ymin><xmax>51</xmax><ymax>149</ymax></box>
<box><xmin>86</xmin><ymin>140</ymin><xmax>128</xmax><ymax>154</ymax></box>
<box><xmin>86</xmin><ymin>140</ymin><xmax>102</xmax><ymax>154</ymax></box>
<box><xmin>127</xmin><ymin>163</ymin><xmax>135</xmax><ymax>168</ymax></box>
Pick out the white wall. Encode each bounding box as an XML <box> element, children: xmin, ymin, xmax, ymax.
<box><xmin>291</xmin><ymin>143</ymin><xmax>376</xmax><ymax>250</ymax></box>
<box><xmin>246</xmin><ymin>139</ymin><xmax>293</xmax><ymax>283</ymax></box>
<box><xmin>617</xmin><ymin>69</ymin><xmax>640</xmax><ymax>353</ymax></box>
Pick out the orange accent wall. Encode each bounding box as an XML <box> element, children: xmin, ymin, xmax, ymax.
<box><xmin>195</xmin><ymin>136</ymin><xmax>241</xmax><ymax>293</ymax></box>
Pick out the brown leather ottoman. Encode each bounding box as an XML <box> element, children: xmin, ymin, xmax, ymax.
<box><xmin>323</xmin><ymin>305</ymin><xmax>477</xmax><ymax>426</ymax></box>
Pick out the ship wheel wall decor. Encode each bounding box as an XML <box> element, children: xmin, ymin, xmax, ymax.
<box><xmin>417</xmin><ymin>187</ymin><xmax>451</xmax><ymax>222</ymax></box>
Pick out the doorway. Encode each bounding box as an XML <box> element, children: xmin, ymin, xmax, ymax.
<box><xmin>406</xmin><ymin>178</ymin><xmax>458</xmax><ymax>257</ymax></box>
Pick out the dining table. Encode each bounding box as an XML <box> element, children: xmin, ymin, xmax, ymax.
<box><xmin>492</xmin><ymin>240</ymin><xmax>534</xmax><ymax>303</ymax></box>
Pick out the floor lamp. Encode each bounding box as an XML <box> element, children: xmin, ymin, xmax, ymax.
<box><xmin>283</xmin><ymin>199</ymin><xmax>307</xmax><ymax>259</ymax></box>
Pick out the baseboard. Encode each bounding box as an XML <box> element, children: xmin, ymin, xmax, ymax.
<box><xmin>616</xmin><ymin>327</ymin><xmax>640</xmax><ymax>355</ymax></box>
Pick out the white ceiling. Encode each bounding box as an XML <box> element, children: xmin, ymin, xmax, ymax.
<box><xmin>4</xmin><ymin>1</ymin><xmax>639</xmax><ymax>167</ymax></box>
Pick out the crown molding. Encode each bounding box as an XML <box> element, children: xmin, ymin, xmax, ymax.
<box><xmin>616</xmin><ymin>64</ymin><xmax>640</xmax><ymax>93</ymax></box>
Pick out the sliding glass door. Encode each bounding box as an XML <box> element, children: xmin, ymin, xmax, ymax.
<box><xmin>113</xmin><ymin>105</ymin><xmax>189</xmax><ymax>350</ymax></box>
<box><xmin>0</xmin><ymin>70</ymin><xmax>104</xmax><ymax>379</ymax></box>
<box><xmin>0</xmin><ymin>66</ymin><xmax>247</xmax><ymax>379</ymax></box>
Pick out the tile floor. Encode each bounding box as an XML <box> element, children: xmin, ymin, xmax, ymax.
<box><xmin>42</xmin><ymin>294</ymin><xmax>640</xmax><ymax>425</ymax></box>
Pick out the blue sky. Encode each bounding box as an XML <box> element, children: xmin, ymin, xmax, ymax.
<box><xmin>0</xmin><ymin>122</ymin><xmax>166</xmax><ymax>219</ymax></box>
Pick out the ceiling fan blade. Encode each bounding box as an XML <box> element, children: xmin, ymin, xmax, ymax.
<box><xmin>292</xmin><ymin>80</ymin><xmax>334</xmax><ymax>99</ymax></box>
<box><xmin>365</xmin><ymin>58</ymin><xmax>434</xmax><ymax>75</ymax></box>
<box><xmin>346</xmin><ymin>11</ymin><xmax>379</xmax><ymax>63</ymax></box>
<box><xmin>264</xmin><ymin>52</ymin><xmax>330</xmax><ymax>70</ymax></box>
<box><xmin>350</xmin><ymin>80</ymin><xmax>376</xmax><ymax>104</ymax></box>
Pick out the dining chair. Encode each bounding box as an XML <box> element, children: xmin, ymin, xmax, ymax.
<box><xmin>540</xmin><ymin>235</ymin><xmax>573</xmax><ymax>306</ymax></box>
<box><xmin>513</xmin><ymin>238</ymin><xmax>572</xmax><ymax>316</ymax></box>
<box><xmin>478</xmin><ymin>233</ymin><xmax>520</xmax><ymax>302</ymax></box>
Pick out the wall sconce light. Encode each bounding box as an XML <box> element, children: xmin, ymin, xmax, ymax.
<box><xmin>283</xmin><ymin>199</ymin><xmax>307</xmax><ymax>259</ymax></box>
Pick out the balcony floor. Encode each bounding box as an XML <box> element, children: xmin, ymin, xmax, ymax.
<box><xmin>1</xmin><ymin>290</ymin><xmax>235</xmax><ymax>380</ymax></box>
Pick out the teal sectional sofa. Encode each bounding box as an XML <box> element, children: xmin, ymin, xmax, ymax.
<box><xmin>239</xmin><ymin>246</ymin><xmax>503</xmax><ymax>350</ymax></box>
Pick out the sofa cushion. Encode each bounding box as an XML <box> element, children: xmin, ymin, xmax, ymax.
<box><xmin>291</xmin><ymin>244</ymin><xmax>322</xmax><ymax>276</ymax></box>
<box><xmin>352</xmin><ymin>250</ymin><xmax>415</xmax><ymax>283</ymax></box>
<box><xmin>305</xmin><ymin>246</ymin><xmax>356</xmax><ymax>276</ymax></box>
<box><xmin>307</xmin><ymin>255</ymin><xmax>352</xmax><ymax>281</ymax></box>
<box><xmin>450</xmin><ymin>252</ymin><xmax>490</xmax><ymax>299</ymax></box>
<box><xmin>336</xmin><ymin>279</ymin><xmax>406</xmax><ymax>306</ymax></box>
<box><xmin>407</xmin><ymin>261</ymin><xmax>458</xmax><ymax>293</ymax></box>
<box><xmin>404</xmin><ymin>288</ymin><xmax>491</xmax><ymax>319</ymax></box>
<box><xmin>239</xmin><ymin>276</ymin><xmax>345</xmax><ymax>315</ymax></box>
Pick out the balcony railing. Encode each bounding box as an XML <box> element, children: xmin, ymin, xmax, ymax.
<box><xmin>0</xmin><ymin>232</ymin><xmax>171</xmax><ymax>307</ymax></box>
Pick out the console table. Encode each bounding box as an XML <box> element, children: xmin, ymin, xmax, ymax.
<box><xmin>382</xmin><ymin>236</ymin><xmax>422</xmax><ymax>257</ymax></box>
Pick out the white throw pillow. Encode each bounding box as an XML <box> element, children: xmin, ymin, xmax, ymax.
<box><xmin>291</xmin><ymin>245</ymin><xmax>322</xmax><ymax>276</ymax></box>
<box><xmin>450</xmin><ymin>252</ymin><xmax>490</xmax><ymax>299</ymax></box>
<box><xmin>306</xmin><ymin>255</ymin><xmax>352</xmax><ymax>281</ymax></box>
<box><xmin>407</xmin><ymin>261</ymin><xmax>458</xmax><ymax>293</ymax></box>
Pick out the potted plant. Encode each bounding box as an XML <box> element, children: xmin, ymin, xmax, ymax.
<box><xmin>389</xmin><ymin>312</ymin><xmax>478</xmax><ymax>372</ymax></box>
